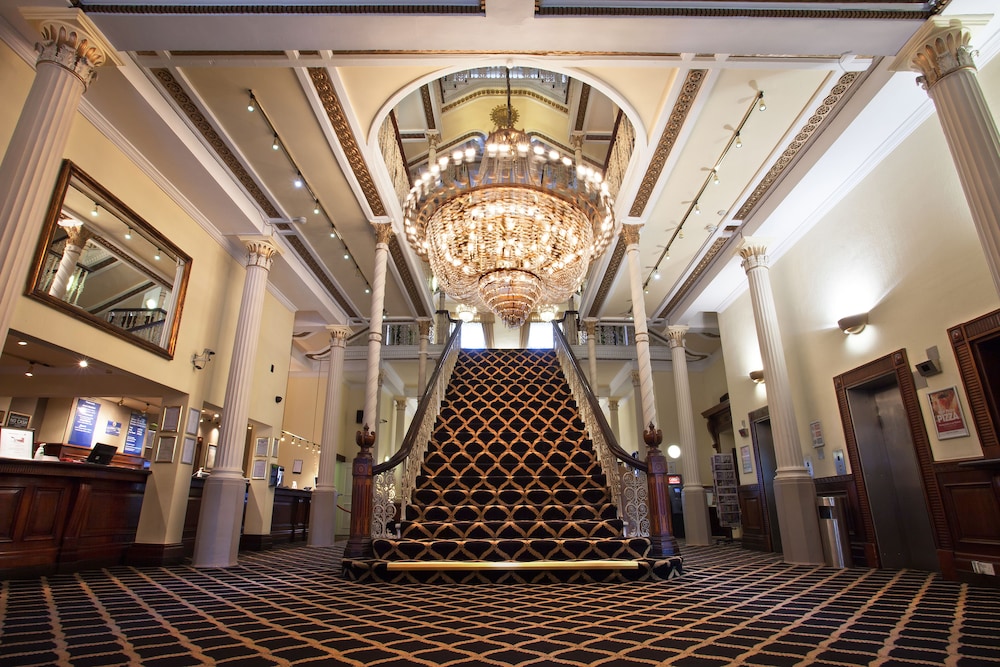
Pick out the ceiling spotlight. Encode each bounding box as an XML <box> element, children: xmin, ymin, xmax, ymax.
<box><xmin>154</xmin><ymin>249</ymin><xmax>161</xmax><ymax>261</ymax></box>
<box><xmin>293</xmin><ymin>173</ymin><xmax>304</xmax><ymax>188</ymax></box>
<box><xmin>25</xmin><ymin>363</ymin><xmax>34</xmax><ymax>378</ymax></box>
<box><xmin>343</xmin><ymin>252</ymin><xmax>350</xmax><ymax>260</ymax></box>
<box><xmin>712</xmin><ymin>170</ymin><xmax>720</xmax><ymax>185</ymax></box>
<box><xmin>735</xmin><ymin>132</ymin><xmax>742</xmax><ymax>148</ymax></box>
<box><xmin>665</xmin><ymin>251</ymin><xmax>670</xmax><ymax>260</ymax></box>
<box><xmin>17</xmin><ymin>340</ymin><xmax>26</xmax><ymax>346</ymax></box>
<box><xmin>329</xmin><ymin>229</ymin><xmax>337</xmax><ymax>239</ymax></box>
<box><xmin>364</xmin><ymin>286</ymin><xmax>371</xmax><ymax>294</ymax></box>
<box><xmin>837</xmin><ymin>313</ymin><xmax>869</xmax><ymax>335</ymax></box>
<box><xmin>749</xmin><ymin>369</ymin><xmax>765</xmax><ymax>384</ymax></box>
<box><xmin>653</xmin><ymin>269</ymin><xmax>661</xmax><ymax>280</ymax></box>
<box><xmin>758</xmin><ymin>92</ymin><xmax>766</xmax><ymax>112</ymax></box>
<box><xmin>313</xmin><ymin>200</ymin><xmax>321</xmax><ymax>215</ymax></box>
<box><xmin>271</xmin><ymin>134</ymin><xmax>280</xmax><ymax>151</ymax></box>
<box><xmin>694</xmin><ymin>202</ymin><xmax>701</xmax><ymax>215</ymax></box>
<box><xmin>247</xmin><ymin>91</ymin><xmax>256</xmax><ymax>112</ymax></box>
<box><xmin>78</xmin><ymin>359</ymin><xmax>88</xmax><ymax>368</ymax></box>
<box><xmin>118</xmin><ymin>398</ymin><xmax>125</xmax><ymax>407</ymax></box>
<box><xmin>125</xmin><ymin>227</ymin><xmax>132</xmax><ymax>240</ymax></box>
<box><xmin>91</xmin><ymin>203</ymin><xmax>99</xmax><ymax>217</ymax></box>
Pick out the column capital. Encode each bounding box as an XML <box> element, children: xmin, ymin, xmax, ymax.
<box><xmin>417</xmin><ymin>317</ymin><xmax>432</xmax><ymax>337</ymax></box>
<box><xmin>22</xmin><ymin>8</ymin><xmax>123</xmax><ymax>88</ymax></box>
<box><xmin>665</xmin><ymin>324</ymin><xmax>689</xmax><ymax>349</ymax></box>
<box><xmin>569</xmin><ymin>131</ymin><xmax>586</xmax><ymax>150</ymax></box>
<box><xmin>326</xmin><ymin>324</ymin><xmax>352</xmax><ymax>344</ymax></box>
<box><xmin>63</xmin><ymin>223</ymin><xmax>94</xmax><ymax>247</ymax></box>
<box><xmin>737</xmin><ymin>236</ymin><xmax>769</xmax><ymax>272</ymax></box>
<box><xmin>891</xmin><ymin>16</ymin><xmax>991</xmax><ymax>89</ymax></box>
<box><xmin>583</xmin><ymin>317</ymin><xmax>598</xmax><ymax>337</ymax></box>
<box><xmin>621</xmin><ymin>223</ymin><xmax>643</xmax><ymax>247</ymax></box>
<box><xmin>240</xmin><ymin>236</ymin><xmax>280</xmax><ymax>270</ymax></box>
<box><xmin>394</xmin><ymin>397</ymin><xmax>407</xmax><ymax>410</ymax></box>
<box><xmin>425</xmin><ymin>130</ymin><xmax>441</xmax><ymax>148</ymax></box>
<box><xmin>372</xmin><ymin>222</ymin><xmax>394</xmax><ymax>245</ymax></box>
<box><xmin>631</xmin><ymin>369</ymin><xmax>641</xmax><ymax>386</ymax></box>
<box><xmin>608</xmin><ymin>398</ymin><xmax>619</xmax><ymax>411</ymax></box>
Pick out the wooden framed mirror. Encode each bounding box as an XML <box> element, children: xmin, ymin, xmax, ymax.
<box><xmin>27</xmin><ymin>160</ymin><xmax>191</xmax><ymax>359</ymax></box>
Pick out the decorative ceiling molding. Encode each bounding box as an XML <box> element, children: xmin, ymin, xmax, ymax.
<box><xmin>574</xmin><ymin>83</ymin><xmax>591</xmax><ymax>132</ymax></box>
<box><xmin>535</xmin><ymin>1</ymin><xmax>942</xmax><ymax>20</ymax></box>
<box><xmin>629</xmin><ymin>69</ymin><xmax>707</xmax><ymax>218</ymax></box>
<box><xmin>308</xmin><ymin>67</ymin><xmax>387</xmax><ymax>217</ymax></box>
<box><xmin>440</xmin><ymin>88</ymin><xmax>568</xmax><ymax>115</ymax></box>
<box><xmin>388</xmin><ymin>236</ymin><xmax>429</xmax><ymax>317</ymax></box>
<box><xmin>587</xmin><ymin>236</ymin><xmax>625</xmax><ymax>318</ymax></box>
<box><xmin>151</xmin><ymin>68</ymin><xmax>280</xmax><ymax>219</ymax></box>
<box><xmin>734</xmin><ymin>69</ymin><xmax>865</xmax><ymax>221</ymax></box>
<box><xmin>80</xmin><ymin>3</ymin><xmax>485</xmax><ymax>16</ymax></box>
<box><xmin>150</xmin><ymin>67</ymin><xmax>360</xmax><ymax>318</ymax></box>
<box><xmin>657</xmin><ymin>237</ymin><xmax>730</xmax><ymax>319</ymax></box>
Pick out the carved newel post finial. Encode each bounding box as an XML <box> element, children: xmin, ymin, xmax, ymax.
<box><xmin>346</xmin><ymin>424</ymin><xmax>376</xmax><ymax>559</ymax></box>
<box><xmin>643</xmin><ymin>420</ymin><xmax>678</xmax><ymax>558</ymax></box>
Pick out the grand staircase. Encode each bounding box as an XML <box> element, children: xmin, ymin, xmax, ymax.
<box><xmin>341</xmin><ymin>348</ymin><xmax>683</xmax><ymax>583</ymax></box>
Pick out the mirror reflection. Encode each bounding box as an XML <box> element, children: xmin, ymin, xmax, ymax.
<box><xmin>29</xmin><ymin>160</ymin><xmax>191</xmax><ymax>358</ymax></box>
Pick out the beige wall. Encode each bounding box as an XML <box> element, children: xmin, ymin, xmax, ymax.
<box><xmin>719</xmin><ymin>59</ymin><xmax>1000</xmax><ymax>481</ymax></box>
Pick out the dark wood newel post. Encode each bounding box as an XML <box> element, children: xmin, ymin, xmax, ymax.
<box><xmin>345</xmin><ymin>425</ymin><xmax>375</xmax><ymax>558</ymax></box>
<box><xmin>644</xmin><ymin>422</ymin><xmax>680</xmax><ymax>557</ymax></box>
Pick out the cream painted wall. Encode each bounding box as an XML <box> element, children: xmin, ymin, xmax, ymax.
<box><xmin>719</xmin><ymin>61</ymin><xmax>1000</xmax><ymax>481</ymax></box>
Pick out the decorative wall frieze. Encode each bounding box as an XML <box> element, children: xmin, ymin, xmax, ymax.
<box><xmin>440</xmin><ymin>88</ymin><xmax>568</xmax><ymax>115</ymax></box>
<box><xmin>420</xmin><ymin>84</ymin><xmax>436</xmax><ymax>130</ymax></box>
<box><xmin>574</xmin><ymin>83</ymin><xmax>591</xmax><ymax>132</ymax></box>
<box><xmin>629</xmin><ymin>69</ymin><xmax>706</xmax><ymax>218</ymax></box>
<box><xmin>308</xmin><ymin>67</ymin><xmax>387</xmax><ymax>217</ymax></box>
<box><xmin>536</xmin><ymin>2</ymin><xmax>942</xmax><ymax>20</ymax></box>
<box><xmin>388</xmin><ymin>236</ymin><xmax>429</xmax><ymax>317</ymax></box>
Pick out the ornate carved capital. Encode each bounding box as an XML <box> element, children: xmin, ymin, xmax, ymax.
<box><xmin>417</xmin><ymin>317</ymin><xmax>432</xmax><ymax>338</ymax></box>
<box><xmin>394</xmin><ymin>398</ymin><xmax>407</xmax><ymax>411</ymax></box>
<box><xmin>608</xmin><ymin>399</ymin><xmax>619</xmax><ymax>411</ymax></box>
<box><xmin>666</xmin><ymin>324</ymin><xmax>689</xmax><ymax>349</ymax></box>
<box><xmin>326</xmin><ymin>325</ymin><xmax>352</xmax><ymax>345</ymax></box>
<box><xmin>737</xmin><ymin>237</ymin><xmax>769</xmax><ymax>272</ymax></box>
<box><xmin>63</xmin><ymin>224</ymin><xmax>94</xmax><ymax>248</ymax></box>
<box><xmin>372</xmin><ymin>222</ymin><xmax>394</xmax><ymax>246</ymax></box>
<box><xmin>569</xmin><ymin>131</ymin><xmax>586</xmax><ymax>151</ymax></box>
<box><xmin>22</xmin><ymin>8</ymin><xmax>122</xmax><ymax>89</ymax></box>
<box><xmin>631</xmin><ymin>369</ymin><xmax>641</xmax><ymax>386</ymax></box>
<box><xmin>583</xmin><ymin>317</ymin><xmax>598</xmax><ymax>337</ymax></box>
<box><xmin>621</xmin><ymin>223</ymin><xmax>643</xmax><ymax>247</ymax></box>
<box><xmin>244</xmin><ymin>237</ymin><xmax>279</xmax><ymax>270</ymax></box>
<box><xmin>425</xmin><ymin>130</ymin><xmax>441</xmax><ymax>148</ymax></box>
<box><xmin>911</xmin><ymin>24</ymin><xmax>977</xmax><ymax>89</ymax></box>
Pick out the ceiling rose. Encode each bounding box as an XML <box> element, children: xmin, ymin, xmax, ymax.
<box><xmin>404</xmin><ymin>71</ymin><xmax>615</xmax><ymax>328</ymax></box>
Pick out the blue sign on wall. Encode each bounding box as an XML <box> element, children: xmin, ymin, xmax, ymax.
<box><xmin>68</xmin><ymin>398</ymin><xmax>100</xmax><ymax>447</ymax></box>
<box><xmin>124</xmin><ymin>411</ymin><xmax>147</xmax><ymax>455</ymax></box>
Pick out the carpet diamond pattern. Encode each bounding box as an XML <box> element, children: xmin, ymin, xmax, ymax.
<box><xmin>343</xmin><ymin>349</ymin><xmax>680</xmax><ymax>582</ymax></box>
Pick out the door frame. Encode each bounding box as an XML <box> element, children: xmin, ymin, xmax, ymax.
<box><xmin>748</xmin><ymin>405</ymin><xmax>779</xmax><ymax>552</ymax></box>
<box><xmin>833</xmin><ymin>349</ymin><xmax>953</xmax><ymax>572</ymax></box>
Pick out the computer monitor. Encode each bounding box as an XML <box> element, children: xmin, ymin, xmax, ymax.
<box><xmin>86</xmin><ymin>443</ymin><xmax>117</xmax><ymax>465</ymax></box>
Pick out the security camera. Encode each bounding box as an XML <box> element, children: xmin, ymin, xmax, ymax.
<box><xmin>275</xmin><ymin>396</ymin><xmax>283</xmax><ymax>403</ymax></box>
<box><xmin>205</xmin><ymin>349</ymin><xmax>216</xmax><ymax>357</ymax></box>
<box><xmin>192</xmin><ymin>348</ymin><xmax>216</xmax><ymax>370</ymax></box>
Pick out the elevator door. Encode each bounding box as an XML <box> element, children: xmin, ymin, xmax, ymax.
<box><xmin>847</xmin><ymin>377</ymin><xmax>938</xmax><ymax>571</ymax></box>
<box><xmin>751</xmin><ymin>416</ymin><xmax>781</xmax><ymax>553</ymax></box>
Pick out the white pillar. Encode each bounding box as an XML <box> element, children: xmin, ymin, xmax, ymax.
<box><xmin>48</xmin><ymin>224</ymin><xmax>93</xmax><ymax>299</ymax></box>
<box><xmin>895</xmin><ymin>17</ymin><xmax>1000</xmax><ymax>296</ymax></box>
<box><xmin>0</xmin><ymin>10</ymin><xmax>117</xmax><ymax>350</ymax></box>
<box><xmin>608</xmin><ymin>398</ymin><xmax>621</xmax><ymax>442</ymax></box>
<box><xmin>417</xmin><ymin>317</ymin><xmax>432</xmax><ymax>394</ymax></box>
<box><xmin>436</xmin><ymin>290</ymin><xmax>448</xmax><ymax>344</ymax></box>
<box><xmin>193</xmin><ymin>237</ymin><xmax>279</xmax><ymax>568</ymax></box>
<box><xmin>309</xmin><ymin>325</ymin><xmax>351</xmax><ymax>547</ymax></box>
<box><xmin>666</xmin><ymin>325</ymin><xmax>711</xmax><ymax>546</ymax></box>
<box><xmin>738</xmin><ymin>237</ymin><xmax>824</xmax><ymax>565</ymax></box>
<box><xmin>363</xmin><ymin>223</ymin><xmax>393</xmax><ymax>445</ymax></box>
<box><xmin>631</xmin><ymin>370</ymin><xmax>644</xmax><ymax>454</ymax></box>
<box><xmin>394</xmin><ymin>398</ymin><xmax>407</xmax><ymax>451</ymax></box>
<box><xmin>584</xmin><ymin>317</ymin><xmax>599</xmax><ymax>391</ymax></box>
<box><xmin>622</xmin><ymin>224</ymin><xmax>657</xmax><ymax>430</ymax></box>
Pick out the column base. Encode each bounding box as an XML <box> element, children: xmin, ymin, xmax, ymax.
<box><xmin>308</xmin><ymin>488</ymin><xmax>338</xmax><ymax>547</ymax></box>
<box><xmin>191</xmin><ymin>474</ymin><xmax>246</xmax><ymax>568</ymax></box>
<box><xmin>773</xmin><ymin>472</ymin><xmax>825</xmax><ymax>565</ymax></box>
<box><xmin>682</xmin><ymin>485</ymin><xmax>712</xmax><ymax>546</ymax></box>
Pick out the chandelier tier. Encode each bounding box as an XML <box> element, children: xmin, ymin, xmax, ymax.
<box><xmin>403</xmin><ymin>73</ymin><xmax>615</xmax><ymax>328</ymax></box>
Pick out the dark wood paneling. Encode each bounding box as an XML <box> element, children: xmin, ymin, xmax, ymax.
<box><xmin>270</xmin><ymin>488</ymin><xmax>311</xmax><ymax>545</ymax></box>
<box><xmin>738</xmin><ymin>484</ymin><xmax>770</xmax><ymax>552</ymax></box>
<box><xmin>0</xmin><ymin>487</ymin><xmax>24</xmax><ymax>540</ymax></box>
<box><xmin>949</xmin><ymin>310</ymin><xmax>1000</xmax><ymax>459</ymax></box>
<box><xmin>934</xmin><ymin>460</ymin><xmax>1000</xmax><ymax>584</ymax></box>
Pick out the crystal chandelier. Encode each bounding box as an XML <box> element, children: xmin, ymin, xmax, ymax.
<box><xmin>403</xmin><ymin>70</ymin><xmax>615</xmax><ymax>328</ymax></box>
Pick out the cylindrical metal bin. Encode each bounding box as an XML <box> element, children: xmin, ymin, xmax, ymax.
<box><xmin>816</xmin><ymin>495</ymin><xmax>852</xmax><ymax>568</ymax></box>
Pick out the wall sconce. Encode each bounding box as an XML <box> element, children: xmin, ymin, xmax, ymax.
<box><xmin>837</xmin><ymin>313</ymin><xmax>869</xmax><ymax>335</ymax></box>
<box><xmin>749</xmin><ymin>369</ymin><xmax>765</xmax><ymax>384</ymax></box>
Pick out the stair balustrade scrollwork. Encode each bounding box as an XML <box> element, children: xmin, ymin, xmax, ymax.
<box><xmin>552</xmin><ymin>325</ymin><xmax>649</xmax><ymax>538</ymax></box>
<box><xmin>369</xmin><ymin>321</ymin><xmax>463</xmax><ymax>540</ymax></box>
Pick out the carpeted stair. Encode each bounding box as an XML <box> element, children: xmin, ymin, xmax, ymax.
<box><xmin>342</xmin><ymin>349</ymin><xmax>682</xmax><ymax>583</ymax></box>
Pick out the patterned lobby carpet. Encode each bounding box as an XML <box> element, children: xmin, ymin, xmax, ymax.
<box><xmin>1</xmin><ymin>541</ymin><xmax>998</xmax><ymax>667</ymax></box>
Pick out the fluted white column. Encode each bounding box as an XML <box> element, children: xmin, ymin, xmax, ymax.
<box><xmin>417</xmin><ymin>317</ymin><xmax>431</xmax><ymax>394</ymax></box>
<box><xmin>48</xmin><ymin>224</ymin><xmax>93</xmax><ymax>299</ymax></box>
<box><xmin>739</xmin><ymin>238</ymin><xmax>823</xmax><ymax>565</ymax></box>
<box><xmin>0</xmin><ymin>11</ymin><xmax>117</xmax><ymax>351</ymax></box>
<box><xmin>309</xmin><ymin>324</ymin><xmax>351</xmax><ymax>547</ymax></box>
<box><xmin>896</xmin><ymin>17</ymin><xmax>1000</xmax><ymax>296</ymax></box>
<box><xmin>584</xmin><ymin>317</ymin><xmax>599</xmax><ymax>391</ymax></box>
<box><xmin>193</xmin><ymin>237</ymin><xmax>279</xmax><ymax>568</ymax></box>
<box><xmin>631</xmin><ymin>370</ymin><xmax>643</xmax><ymax>454</ymax></box>
<box><xmin>608</xmin><ymin>398</ymin><xmax>621</xmax><ymax>442</ymax></box>
<box><xmin>394</xmin><ymin>398</ymin><xmax>407</xmax><ymax>451</ymax></box>
<box><xmin>667</xmin><ymin>325</ymin><xmax>711</xmax><ymax>546</ymax></box>
<box><xmin>363</xmin><ymin>223</ymin><xmax>393</xmax><ymax>446</ymax></box>
<box><xmin>622</xmin><ymin>224</ymin><xmax>658</xmax><ymax>430</ymax></box>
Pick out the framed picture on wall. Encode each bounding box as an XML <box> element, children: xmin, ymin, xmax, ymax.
<box><xmin>254</xmin><ymin>436</ymin><xmax>269</xmax><ymax>457</ymax></box>
<box><xmin>251</xmin><ymin>459</ymin><xmax>267</xmax><ymax>479</ymax></box>
<box><xmin>180</xmin><ymin>436</ymin><xmax>196</xmax><ymax>465</ymax></box>
<box><xmin>161</xmin><ymin>406</ymin><xmax>181</xmax><ymax>432</ymax></box>
<box><xmin>155</xmin><ymin>435</ymin><xmax>176</xmax><ymax>463</ymax></box>
<box><xmin>206</xmin><ymin>444</ymin><xmax>217</xmax><ymax>468</ymax></box>
<box><xmin>6</xmin><ymin>412</ymin><xmax>30</xmax><ymax>429</ymax></box>
<box><xmin>292</xmin><ymin>459</ymin><xmax>303</xmax><ymax>474</ymax></box>
<box><xmin>740</xmin><ymin>445</ymin><xmax>752</xmax><ymax>474</ymax></box>
<box><xmin>271</xmin><ymin>437</ymin><xmax>280</xmax><ymax>458</ymax></box>
<box><xmin>927</xmin><ymin>386</ymin><xmax>970</xmax><ymax>440</ymax></box>
<box><xmin>186</xmin><ymin>407</ymin><xmax>200</xmax><ymax>435</ymax></box>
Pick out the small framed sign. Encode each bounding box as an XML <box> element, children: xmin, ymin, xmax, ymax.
<box><xmin>155</xmin><ymin>435</ymin><xmax>177</xmax><ymax>463</ymax></box>
<box><xmin>927</xmin><ymin>386</ymin><xmax>970</xmax><ymax>440</ymax></box>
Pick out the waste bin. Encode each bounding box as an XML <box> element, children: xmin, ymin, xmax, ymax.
<box><xmin>816</xmin><ymin>496</ymin><xmax>852</xmax><ymax>568</ymax></box>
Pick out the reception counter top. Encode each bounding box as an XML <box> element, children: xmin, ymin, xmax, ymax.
<box><xmin>0</xmin><ymin>458</ymin><xmax>149</xmax><ymax>578</ymax></box>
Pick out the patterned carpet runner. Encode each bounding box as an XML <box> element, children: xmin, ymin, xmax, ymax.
<box><xmin>342</xmin><ymin>349</ymin><xmax>682</xmax><ymax>583</ymax></box>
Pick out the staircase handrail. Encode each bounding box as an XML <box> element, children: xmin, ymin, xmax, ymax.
<box><xmin>552</xmin><ymin>324</ymin><xmax>650</xmax><ymax>538</ymax></box>
<box><xmin>552</xmin><ymin>324</ymin><xmax>647</xmax><ymax>473</ymax></box>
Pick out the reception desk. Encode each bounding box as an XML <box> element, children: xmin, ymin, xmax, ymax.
<box><xmin>0</xmin><ymin>459</ymin><xmax>149</xmax><ymax>578</ymax></box>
